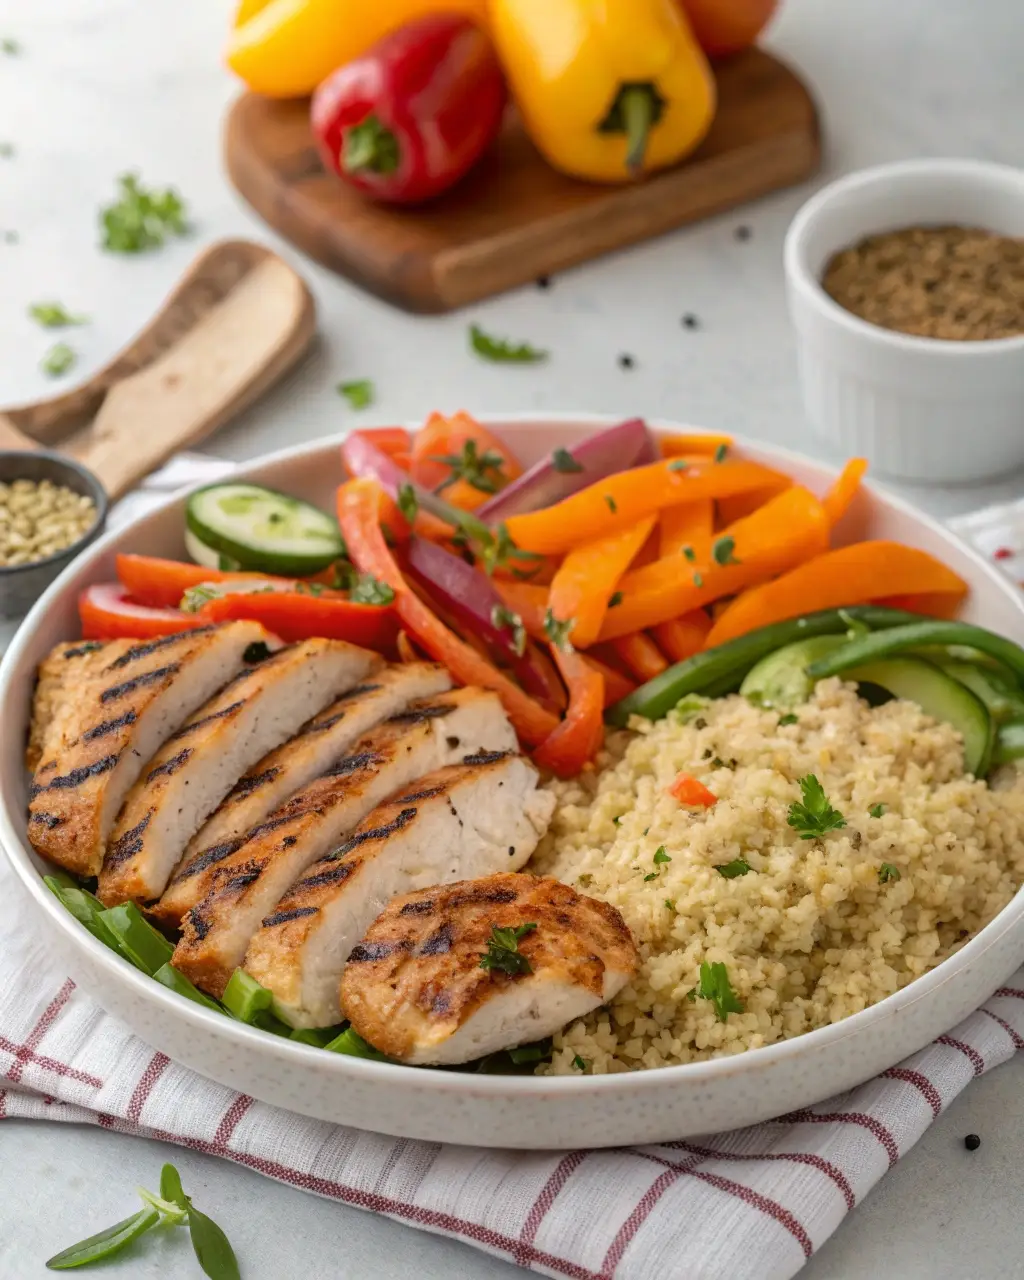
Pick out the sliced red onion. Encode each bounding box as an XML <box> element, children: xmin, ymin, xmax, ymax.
<box><xmin>477</xmin><ymin>418</ymin><xmax>654</xmax><ymax>523</ymax></box>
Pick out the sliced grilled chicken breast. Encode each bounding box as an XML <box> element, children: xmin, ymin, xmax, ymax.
<box><xmin>244</xmin><ymin>752</ymin><xmax>556</xmax><ymax>1028</ymax></box>
<box><xmin>152</xmin><ymin>662</ymin><xmax>451</xmax><ymax>925</ymax></box>
<box><xmin>97</xmin><ymin>639</ymin><xmax>382</xmax><ymax>907</ymax></box>
<box><xmin>27</xmin><ymin>623</ymin><xmax>267</xmax><ymax>878</ymax></box>
<box><xmin>27</xmin><ymin>639</ymin><xmax>129</xmax><ymax>771</ymax></box>
<box><xmin>341</xmin><ymin>873</ymin><xmax>639</xmax><ymax>1066</ymax></box>
<box><xmin>171</xmin><ymin>688</ymin><xmax>516</xmax><ymax>997</ymax></box>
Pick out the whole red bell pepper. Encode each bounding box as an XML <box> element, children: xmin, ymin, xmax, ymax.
<box><xmin>311</xmin><ymin>14</ymin><xmax>507</xmax><ymax>205</ymax></box>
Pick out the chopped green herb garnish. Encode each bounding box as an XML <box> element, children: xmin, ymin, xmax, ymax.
<box><xmin>544</xmin><ymin>608</ymin><xmax>576</xmax><ymax>653</ymax></box>
<box><xmin>878</xmin><ymin>863</ymin><xmax>901</xmax><ymax>884</ymax></box>
<box><xmin>100</xmin><ymin>172</ymin><xmax>188</xmax><ymax>254</ymax></box>
<box><xmin>612</xmin><ymin>815</ymin><xmax>621</xmax><ymax>826</ymax></box>
<box><xmin>29</xmin><ymin>301</ymin><xmax>88</xmax><ymax>328</ymax></box>
<box><xmin>693</xmin><ymin>572</ymin><xmax>704</xmax><ymax>588</ymax></box>
<box><xmin>605</xmin><ymin>494</ymin><xmax>618</xmax><ymax>514</ymax></box>
<box><xmin>714</xmin><ymin>444</ymin><xmax>729</xmax><ymax>463</ymax></box>
<box><xmin>778</xmin><ymin>713</ymin><xmax>799</xmax><ymax>727</ymax></box>
<box><xmin>337</xmin><ymin>379</ymin><xmax>374</xmax><ymax>410</ymax></box>
<box><xmin>551</xmin><ymin>447</ymin><xmax>583</xmax><ymax>474</ymax></box>
<box><xmin>688</xmin><ymin>961</ymin><xmax>744</xmax><ymax>1022</ymax></box>
<box><xmin>676</xmin><ymin>694</ymin><xmax>709</xmax><ymax>722</ymax></box>
<box><xmin>473</xmin><ymin>521</ymin><xmax>538</xmax><ymax>577</ymax></box>
<box><xmin>643</xmin><ymin>872</ymin><xmax>658</xmax><ymax>882</ymax></box>
<box><xmin>608</xmin><ymin>591</ymin><xmax>623</xmax><ymax>608</ymax></box>
<box><xmin>667</xmin><ymin>459</ymin><xmax>691</xmax><ymax>473</ymax></box>
<box><xmin>397</xmin><ymin>482</ymin><xmax>418</xmax><ymax>524</ymax></box>
<box><xmin>348</xmin><ymin>573</ymin><xmax>396</xmax><ymax>606</ymax></box>
<box><xmin>1</xmin><ymin>37</ymin><xmax>19</xmax><ymax>54</ymax></box>
<box><xmin>572</xmin><ymin>1054</ymin><xmax>588</xmax><ymax>1071</ymax></box>
<box><xmin>479</xmin><ymin>922</ymin><xmax>537</xmax><ymax>976</ymax></box>
<box><xmin>714</xmin><ymin>858</ymin><xmax>751</xmax><ymax>879</ymax></box>
<box><xmin>682</xmin><ymin>546</ymin><xmax>696</xmax><ymax>562</ymax></box>
<box><xmin>41</xmin><ymin>342</ymin><xmax>75</xmax><ymax>377</ymax></box>
<box><xmin>577</xmin><ymin>873</ymin><xmax>593</xmax><ymax>888</ymax></box>
<box><xmin>653</xmin><ymin>847</ymin><xmax>671</xmax><ymax>865</ymax></box>
<box><xmin>0</xmin><ymin>142</ymin><xmax>13</xmax><ymax>158</ymax></box>
<box><xmin>869</xmin><ymin>803</ymin><xmax>887</xmax><ymax>818</ymax></box>
<box><xmin>433</xmin><ymin>438</ymin><xmax>506</xmax><ymax>496</ymax></box>
<box><xmin>664</xmin><ymin>899</ymin><xmax>675</xmax><ymax>910</ymax></box>
<box><xmin>469</xmin><ymin>323</ymin><xmax>548</xmax><ymax>364</ymax></box>
<box><xmin>787</xmin><ymin>775</ymin><xmax>846</xmax><ymax>840</ymax></box>
<box><xmin>711</xmin><ymin>536</ymin><xmax>740</xmax><ymax>566</ymax></box>
<box><xmin>179</xmin><ymin>583</ymin><xmax>222</xmax><ymax>613</ymax></box>
<box><xmin>491</xmin><ymin>604</ymin><xmax>526</xmax><ymax>657</ymax></box>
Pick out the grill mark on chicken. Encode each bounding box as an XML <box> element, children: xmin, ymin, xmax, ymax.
<box><xmin>394</xmin><ymin>784</ymin><xmax>447</xmax><ymax>803</ymax></box>
<box><xmin>105</xmin><ymin>630</ymin><xmax>213</xmax><ymax>670</ymax></box>
<box><xmin>347</xmin><ymin>939</ymin><xmax>412</xmax><ymax>963</ymax></box>
<box><xmin>172</xmin><ymin>811</ymin><xmax>296</xmax><ymax>883</ymax></box>
<box><xmin>399</xmin><ymin>899</ymin><xmax>436</xmax><ymax>916</ymax></box>
<box><xmin>387</xmin><ymin>702</ymin><xmax>456</xmax><ymax>725</ymax></box>
<box><xmin>63</xmin><ymin>641</ymin><xmax>105</xmax><ymax>660</ymax></box>
<box><xmin>82</xmin><ymin>709</ymin><xmax>137</xmax><ymax>741</ymax></box>
<box><xmin>105</xmin><ymin>812</ymin><xmax>152</xmax><ymax>864</ymax></box>
<box><xmin>227</xmin><ymin>767</ymin><xmax>281</xmax><ymax>799</ymax></box>
<box><xmin>328</xmin><ymin>808</ymin><xmax>418</xmax><ymax>860</ymax></box>
<box><xmin>288</xmin><ymin>861</ymin><xmax>355</xmax><ymax>893</ymax></box>
<box><xmin>306</xmin><ymin>683</ymin><xmax>383</xmax><ymax>728</ymax></box>
<box><xmin>30</xmin><ymin>811</ymin><xmax>65</xmax><ymax>829</ymax></box>
<box><xmin>168</xmin><ymin>700</ymin><xmax>246</xmax><ymax>741</ymax></box>
<box><xmin>462</xmin><ymin>750</ymin><xmax>512</xmax><ymax>767</ymax></box>
<box><xmin>186</xmin><ymin>905</ymin><xmax>211</xmax><ymax>941</ymax></box>
<box><xmin>448</xmin><ymin>885</ymin><xmax>519</xmax><ymax>908</ymax></box>
<box><xmin>262</xmin><ymin>905</ymin><xmax>319</xmax><ymax>928</ymax></box>
<box><xmin>419</xmin><ymin>922</ymin><xmax>454</xmax><ymax>956</ymax></box>
<box><xmin>37</xmin><ymin>753</ymin><xmax>121</xmax><ymax>792</ymax></box>
<box><xmin>325</xmin><ymin>751</ymin><xmax>383</xmax><ymax>778</ymax></box>
<box><xmin>100</xmin><ymin>664</ymin><xmax>180</xmax><ymax>703</ymax></box>
<box><xmin>145</xmin><ymin>747</ymin><xmax>193</xmax><ymax>782</ymax></box>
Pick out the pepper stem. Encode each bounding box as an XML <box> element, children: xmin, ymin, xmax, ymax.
<box><xmin>620</xmin><ymin>87</ymin><xmax>656</xmax><ymax>175</ymax></box>
<box><xmin>342</xmin><ymin>114</ymin><xmax>401</xmax><ymax>176</ymax></box>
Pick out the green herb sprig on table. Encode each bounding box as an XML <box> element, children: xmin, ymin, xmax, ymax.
<box><xmin>479</xmin><ymin>922</ymin><xmax>537</xmax><ymax>977</ymax></box>
<box><xmin>46</xmin><ymin>1162</ymin><xmax>239</xmax><ymax>1278</ymax></box>
<box><xmin>469</xmin><ymin>323</ymin><xmax>549</xmax><ymax>364</ymax></box>
<box><xmin>41</xmin><ymin>342</ymin><xmax>75</xmax><ymax>377</ymax></box>
<box><xmin>337</xmin><ymin>379</ymin><xmax>374</xmax><ymax>410</ymax></box>
<box><xmin>100</xmin><ymin>172</ymin><xmax>188</xmax><ymax>253</ymax></box>
<box><xmin>787</xmin><ymin>774</ymin><xmax>846</xmax><ymax>840</ymax></box>
<box><xmin>29</xmin><ymin>301</ymin><xmax>88</xmax><ymax>328</ymax></box>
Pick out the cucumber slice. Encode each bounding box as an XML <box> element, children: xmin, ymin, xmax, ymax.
<box><xmin>740</xmin><ymin>636</ymin><xmax>849</xmax><ymax>708</ymax></box>
<box><xmin>844</xmin><ymin>657</ymin><xmax>994</xmax><ymax>777</ymax></box>
<box><xmin>185</xmin><ymin>483</ymin><xmax>343</xmax><ymax>576</ymax></box>
<box><xmin>931</xmin><ymin>658</ymin><xmax>1024</xmax><ymax>723</ymax></box>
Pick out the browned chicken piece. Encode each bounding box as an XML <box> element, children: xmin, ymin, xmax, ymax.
<box><xmin>27</xmin><ymin>639</ymin><xmax>128</xmax><ymax>771</ymax></box>
<box><xmin>97</xmin><ymin>638</ymin><xmax>381</xmax><ymax>907</ymax></box>
<box><xmin>340</xmin><ymin>873</ymin><xmax>639</xmax><ymax>1066</ymax></box>
<box><xmin>27</xmin><ymin>622</ymin><xmax>268</xmax><ymax>878</ymax></box>
<box><xmin>170</xmin><ymin>687</ymin><xmax>517</xmax><ymax>997</ymax></box>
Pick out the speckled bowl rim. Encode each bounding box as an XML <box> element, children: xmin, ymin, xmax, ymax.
<box><xmin>3</xmin><ymin>414</ymin><xmax>1024</xmax><ymax>1101</ymax></box>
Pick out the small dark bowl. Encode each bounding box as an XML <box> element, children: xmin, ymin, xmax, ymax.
<box><xmin>0</xmin><ymin>451</ymin><xmax>109</xmax><ymax>620</ymax></box>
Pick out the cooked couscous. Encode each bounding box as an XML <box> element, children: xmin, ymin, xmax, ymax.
<box><xmin>534</xmin><ymin>679</ymin><xmax>1024</xmax><ymax>1075</ymax></box>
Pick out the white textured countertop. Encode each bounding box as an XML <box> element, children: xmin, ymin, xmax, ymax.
<box><xmin>2</xmin><ymin>0</ymin><xmax>1024</xmax><ymax>1276</ymax></box>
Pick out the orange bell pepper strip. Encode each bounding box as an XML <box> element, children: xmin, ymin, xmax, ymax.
<box><xmin>597</xmin><ymin>485</ymin><xmax>831</xmax><ymax>642</ymax></box>
<box><xmin>504</xmin><ymin>457</ymin><xmax>790</xmax><ymax>556</ymax></box>
<box><xmin>706</xmin><ymin>540</ymin><xmax>969</xmax><ymax>648</ymax></box>
<box><xmin>716</xmin><ymin>482</ymin><xmax>792</xmax><ymax>528</ymax></box>
<box><xmin>353</xmin><ymin>427</ymin><xmax>412</xmax><ymax>459</ymax></box>
<box><xmin>199</xmin><ymin>588</ymin><xmax>399</xmax><ymax>650</ymax></box>
<box><xmin>337</xmin><ymin>478</ymin><xmax>558</xmax><ymax>746</ymax></box>
<box><xmin>659</xmin><ymin>433</ymin><xmax>733</xmax><ymax>458</ymax></box>
<box><xmin>669</xmin><ymin>773</ymin><xmax>717</xmax><ymax>807</ymax></box>
<box><xmin>493</xmin><ymin>579</ymin><xmax>549</xmax><ymax>641</ymax></box>
<box><xmin>652</xmin><ymin>611</ymin><xmax>712</xmax><ymax>663</ymax></box>
<box><xmin>411</xmin><ymin>411</ymin><xmax>523</xmax><ymax>512</ymax></box>
<box><xmin>547</xmin><ymin>516</ymin><xmax>656</xmax><ymax>649</ymax></box>
<box><xmin>608</xmin><ymin>632</ymin><xmax>669</xmax><ymax>682</ymax></box>
<box><xmin>582</xmin><ymin>653</ymin><xmax>636</xmax><ymax>709</ymax></box>
<box><xmin>822</xmin><ymin>458</ymin><xmax>868</xmax><ymax>527</ymax></box>
<box><xmin>658</xmin><ymin>499</ymin><xmax>714</xmax><ymax>558</ymax></box>
<box><xmin>873</xmin><ymin>591</ymin><xmax>964</xmax><ymax>620</ymax></box>
<box><xmin>533</xmin><ymin>647</ymin><xmax>605</xmax><ymax>779</ymax></box>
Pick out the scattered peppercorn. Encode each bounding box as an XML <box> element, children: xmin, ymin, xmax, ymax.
<box><xmin>0</xmin><ymin>478</ymin><xmax>97</xmax><ymax>567</ymax></box>
<box><xmin>734</xmin><ymin>225</ymin><xmax>752</xmax><ymax>242</ymax></box>
<box><xmin>681</xmin><ymin>313</ymin><xmax>700</xmax><ymax>330</ymax></box>
<box><xmin>536</xmin><ymin>275</ymin><xmax>551</xmax><ymax>290</ymax></box>
<box><xmin>964</xmin><ymin>1133</ymin><xmax>981</xmax><ymax>1151</ymax></box>
<box><xmin>618</xmin><ymin>354</ymin><xmax>635</xmax><ymax>370</ymax></box>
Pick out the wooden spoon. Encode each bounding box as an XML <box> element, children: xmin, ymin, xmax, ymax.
<box><xmin>0</xmin><ymin>239</ymin><xmax>316</xmax><ymax>498</ymax></box>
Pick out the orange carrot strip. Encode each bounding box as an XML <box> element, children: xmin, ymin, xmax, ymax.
<box><xmin>504</xmin><ymin>458</ymin><xmax>792</xmax><ymax>556</ymax></box>
<box><xmin>659</xmin><ymin>433</ymin><xmax>733</xmax><ymax>457</ymax></box>
<box><xmin>822</xmin><ymin>458</ymin><xmax>868</xmax><ymax>527</ymax></box>
<box><xmin>411</xmin><ymin>411</ymin><xmax>523</xmax><ymax>512</ymax></box>
<box><xmin>608</xmin><ymin>632</ymin><xmax>669</xmax><ymax>683</ymax></box>
<box><xmin>706</xmin><ymin>541</ymin><xmax>969</xmax><ymax>648</ymax></box>
<box><xmin>872</xmin><ymin>592</ymin><xmax>964</xmax><ymax>620</ymax></box>
<box><xmin>337</xmin><ymin>478</ymin><xmax>558</xmax><ymax>746</ymax></box>
<box><xmin>548</xmin><ymin>516</ymin><xmax>656</xmax><ymax>649</ymax></box>
<box><xmin>715</xmin><ymin>482</ymin><xmax>791</xmax><ymax>528</ymax></box>
<box><xmin>533</xmin><ymin>647</ymin><xmax>605</xmax><ymax>779</ymax></box>
<box><xmin>658</xmin><ymin>499</ymin><xmax>714</xmax><ymax>558</ymax></box>
<box><xmin>669</xmin><ymin>774</ymin><xmax>717</xmax><ymax>807</ymax></box>
<box><xmin>391</xmin><ymin>450</ymin><xmax>412</xmax><ymax>471</ymax></box>
<box><xmin>652</xmin><ymin>611</ymin><xmax>712</xmax><ymax>663</ymax></box>
<box><xmin>597</xmin><ymin>485</ymin><xmax>831</xmax><ymax>642</ymax></box>
<box><xmin>582</xmin><ymin>654</ymin><xmax>636</xmax><ymax>709</ymax></box>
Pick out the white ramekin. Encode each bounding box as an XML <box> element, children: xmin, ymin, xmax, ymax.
<box><xmin>784</xmin><ymin>158</ymin><xmax>1024</xmax><ymax>484</ymax></box>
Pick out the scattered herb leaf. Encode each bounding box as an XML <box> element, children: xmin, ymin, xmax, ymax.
<box><xmin>100</xmin><ymin>172</ymin><xmax>188</xmax><ymax>254</ymax></box>
<box><xmin>715</xmin><ymin>858</ymin><xmax>752</xmax><ymax>879</ymax></box>
<box><xmin>693</xmin><ymin>572</ymin><xmax>704</xmax><ymax>588</ymax></box>
<box><xmin>46</xmin><ymin>1209</ymin><xmax>161</xmax><ymax>1271</ymax></box>
<box><xmin>577</xmin><ymin>873</ymin><xmax>593</xmax><ymax>887</ymax></box>
<box><xmin>689</xmin><ymin>961</ymin><xmax>744</xmax><ymax>1022</ymax></box>
<box><xmin>433</xmin><ymin>439</ymin><xmax>506</xmax><ymax>495</ymax></box>
<box><xmin>788</xmin><ymin>775</ymin><xmax>846</xmax><ymax>840</ymax></box>
<box><xmin>348</xmin><ymin>573</ymin><xmax>396</xmax><ymax>606</ymax></box>
<box><xmin>1</xmin><ymin>37</ymin><xmax>19</xmax><ymax>54</ymax></box>
<box><xmin>712</xmin><ymin>536</ymin><xmax>740</xmax><ymax>566</ymax></box>
<box><xmin>778</xmin><ymin>713</ymin><xmax>799</xmax><ymax>727</ymax></box>
<box><xmin>714</xmin><ymin>444</ymin><xmax>729</xmax><ymax>463</ymax></box>
<box><xmin>551</xmin><ymin>447</ymin><xmax>583</xmax><ymax>474</ymax></box>
<box><xmin>491</xmin><ymin>604</ymin><xmax>526</xmax><ymax>657</ymax></box>
<box><xmin>397</xmin><ymin>483</ymin><xmax>418</xmax><ymax>524</ymax></box>
<box><xmin>41</xmin><ymin>342</ymin><xmax>75</xmax><ymax>377</ymax></box>
<box><xmin>179</xmin><ymin>583</ymin><xmax>222</xmax><ymax>614</ymax></box>
<box><xmin>572</xmin><ymin>1054</ymin><xmax>588</xmax><ymax>1071</ymax></box>
<box><xmin>337</xmin><ymin>379</ymin><xmax>374</xmax><ymax>410</ymax></box>
<box><xmin>643</xmin><ymin>872</ymin><xmax>658</xmax><ymax>881</ymax></box>
<box><xmin>682</xmin><ymin>546</ymin><xmax>696</xmax><ymax>562</ymax></box>
<box><xmin>667</xmin><ymin>459</ymin><xmax>691</xmax><ymax>473</ymax></box>
<box><xmin>878</xmin><ymin>863</ymin><xmax>901</xmax><ymax>884</ymax></box>
<box><xmin>664</xmin><ymin>899</ymin><xmax>675</xmax><ymax>910</ymax></box>
<box><xmin>604</xmin><ymin>494</ymin><xmax>618</xmax><ymax>514</ymax></box>
<box><xmin>544</xmin><ymin>608</ymin><xmax>576</xmax><ymax>653</ymax></box>
<box><xmin>29</xmin><ymin>301</ymin><xmax>88</xmax><ymax>328</ymax></box>
<box><xmin>608</xmin><ymin>591</ymin><xmax>623</xmax><ymax>608</ymax></box>
<box><xmin>0</xmin><ymin>142</ymin><xmax>13</xmax><ymax>158</ymax></box>
<box><xmin>469</xmin><ymin>323</ymin><xmax>548</xmax><ymax>364</ymax></box>
<box><xmin>479</xmin><ymin>922</ymin><xmax>537</xmax><ymax>976</ymax></box>
<box><xmin>869</xmin><ymin>803</ymin><xmax>887</xmax><ymax>818</ymax></box>
<box><xmin>184</xmin><ymin>1196</ymin><xmax>241</xmax><ymax>1280</ymax></box>
<box><xmin>653</xmin><ymin>847</ymin><xmax>671</xmax><ymax>866</ymax></box>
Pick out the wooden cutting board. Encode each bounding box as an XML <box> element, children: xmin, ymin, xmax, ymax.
<box><xmin>224</xmin><ymin>48</ymin><xmax>820</xmax><ymax>315</ymax></box>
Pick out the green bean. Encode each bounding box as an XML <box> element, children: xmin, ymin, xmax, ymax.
<box><xmin>808</xmin><ymin>621</ymin><xmax>1024</xmax><ymax>684</ymax></box>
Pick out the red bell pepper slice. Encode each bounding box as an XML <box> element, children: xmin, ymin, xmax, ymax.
<box><xmin>336</xmin><ymin>478</ymin><xmax>559</xmax><ymax>747</ymax></box>
<box><xmin>197</xmin><ymin>589</ymin><xmax>397</xmax><ymax>650</ymax></box>
<box><xmin>79</xmin><ymin>583</ymin><xmax>210</xmax><ymax>640</ymax></box>
<box><xmin>533</xmin><ymin>647</ymin><xmax>605</xmax><ymax>779</ymax></box>
<box><xmin>115</xmin><ymin>554</ymin><xmax>259</xmax><ymax>610</ymax></box>
<box><xmin>669</xmin><ymin>773</ymin><xmax>718</xmax><ymax>808</ymax></box>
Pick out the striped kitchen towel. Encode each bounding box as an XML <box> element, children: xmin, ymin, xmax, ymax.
<box><xmin>3</xmin><ymin>461</ymin><xmax>1024</xmax><ymax>1280</ymax></box>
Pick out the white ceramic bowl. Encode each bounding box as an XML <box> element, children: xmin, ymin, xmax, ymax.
<box><xmin>785</xmin><ymin>158</ymin><xmax>1024</xmax><ymax>485</ymax></box>
<box><xmin>3</xmin><ymin>416</ymin><xmax>1024</xmax><ymax>1150</ymax></box>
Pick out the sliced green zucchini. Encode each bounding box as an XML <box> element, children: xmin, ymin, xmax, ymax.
<box><xmin>844</xmin><ymin>657</ymin><xmax>994</xmax><ymax>777</ymax></box>
<box><xmin>932</xmin><ymin>658</ymin><xmax>1024</xmax><ymax>723</ymax></box>
<box><xmin>992</xmin><ymin>720</ymin><xmax>1024</xmax><ymax>767</ymax></box>
<box><xmin>739</xmin><ymin>636</ymin><xmax>849</xmax><ymax>709</ymax></box>
<box><xmin>185</xmin><ymin>483</ymin><xmax>344</xmax><ymax>576</ymax></box>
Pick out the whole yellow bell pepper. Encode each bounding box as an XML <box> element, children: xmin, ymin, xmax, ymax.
<box><xmin>489</xmin><ymin>0</ymin><xmax>716</xmax><ymax>183</ymax></box>
<box><xmin>227</xmin><ymin>0</ymin><xmax>490</xmax><ymax>99</ymax></box>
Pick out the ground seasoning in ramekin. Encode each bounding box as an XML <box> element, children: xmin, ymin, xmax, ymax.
<box><xmin>822</xmin><ymin>224</ymin><xmax>1024</xmax><ymax>341</ymax></box>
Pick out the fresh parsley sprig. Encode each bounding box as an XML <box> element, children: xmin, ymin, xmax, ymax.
<box><xmin>491</xmin><ymin>604</ymin><xmax>527</xmax><ymax>656</ymax></box>
<box><xmin>29</xmin><ymin>301</ymin><xmax>88</xmax><ymax>328</ymax></box>
<box><xmin>337</xmin><ymin>379</ymin><xmax>374</xmax><ymax>410</ymax></box>
<box><xmin>787</xmin><ymin>775</ymin><xmax>846</xmax><ymax>840</ymax></box>
<box><xmin>432</xmin><ymin>438</ymin><xmax>506</xmax><ymax>495</ymax></box>
<box><xmin>551</xmin><ymin>447</ymin><xmax>583</xmax><ymax>474</ymax></box>
<box><xmin>479</xmin><ymin>922</ymin><xmax>537</xmax><ymax>976</ymax></box>
<box><xmin>469</xmin><ymin>323</ymin><xmax>549</xmax><ymax>364</ymax></box>
<box><xmin>687</xmin><ymin>961</ymin><xmax>744</xmax><ymax>1023</ymax></box>
<box><xmin>41</xmin><ymin>342</ymin><xmax>75</xmax><ymax>376</ymax></box>
<box><xmin>544</xmin><ymin>608</ymin><xmax>576</xmax><ymax>653</ymax></box>
<box><xmin>100</xmin><ymin>172</ymin><xmax>188</xmax><ymax>254</ymax></box>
